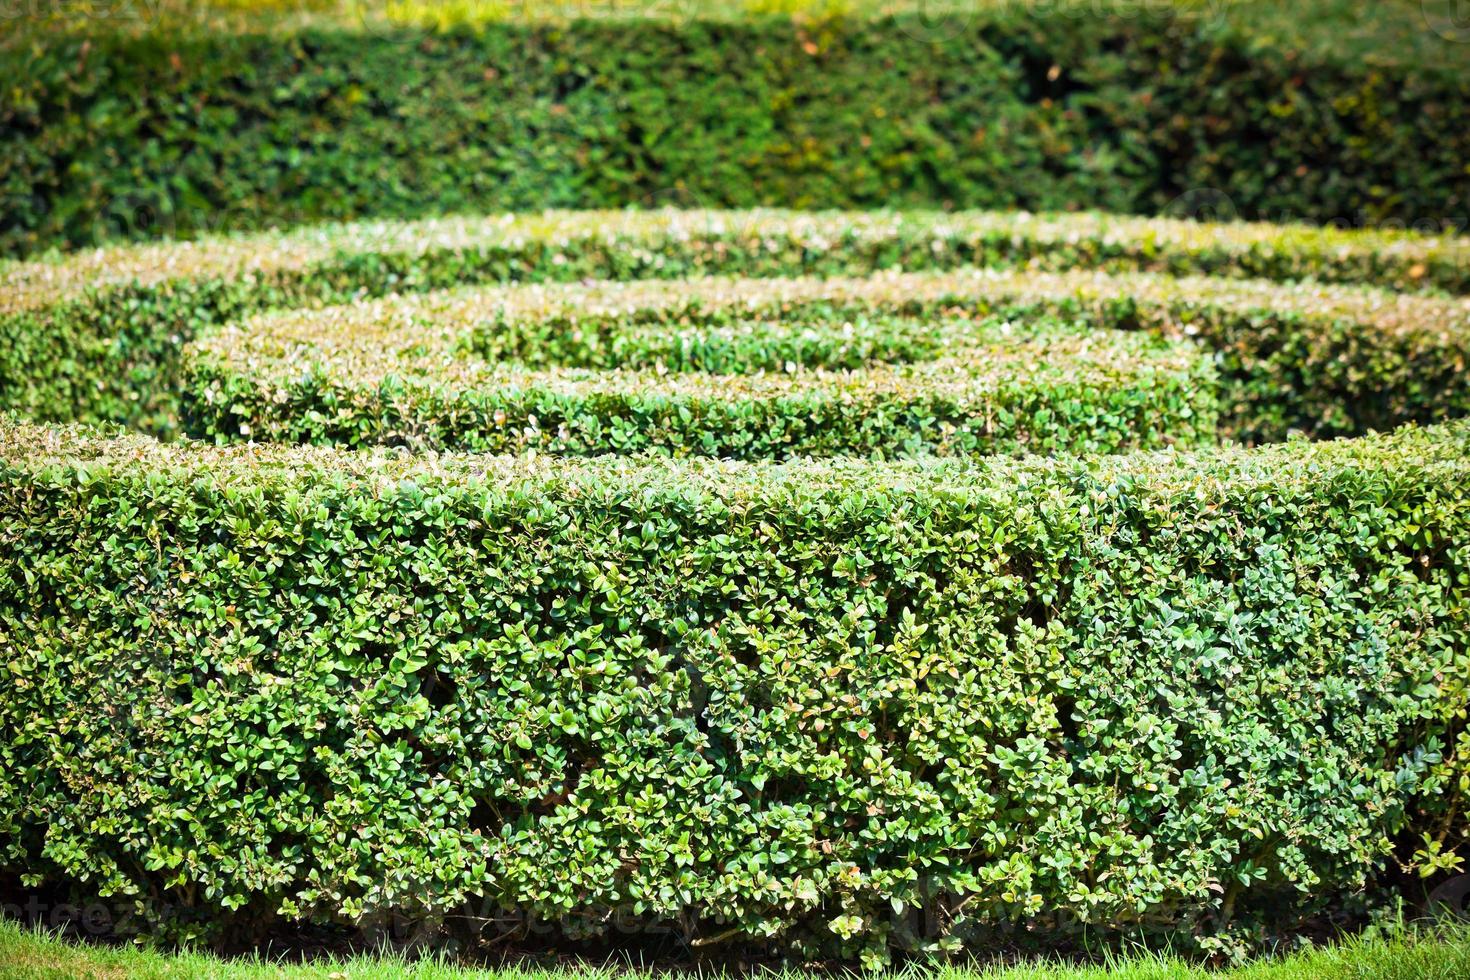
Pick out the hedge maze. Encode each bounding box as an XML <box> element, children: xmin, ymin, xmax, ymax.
<box><xmin>1</xmin><ymin>204</ymin><xmax>1468</xmax><ymax>963</ymax></box>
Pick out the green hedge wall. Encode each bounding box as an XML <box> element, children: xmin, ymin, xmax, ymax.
<box><xmin>174</xmin><ymin>266</ymin><xmax>1470</xmax><ymax>453</ymax></box>
<box><xmin>183</xmin><ymin>301</ymin><xmax>1221</xmax><ymax>458</ymax></box>
<box><xmin>5</xmin><ymin>210</ymin><xmax>1466</xmax><ymax>439</ymax></box>
<box><xmin>2</xmin><ymin>417</ymin><xmax>1467</xmax><ymax>959</ymax></box>
<box><xmin>4</xmin><ymin>8</ymin><xmax>1468</xmax><ymax>256</ymax></box>
<box><xmin>3</xmin><ymin>205</ymin><xmax>1469</xmax><ymax>958</ymax></box>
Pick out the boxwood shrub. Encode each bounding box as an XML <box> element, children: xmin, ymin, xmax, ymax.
<box><xmin>179</xmin><ymin>268</ymin><xmax>1470</xmax><ymax>449</ymax></box>
<box><xmin>1</xmin><ymin>417</ymin><xmax>1467</xmax><ymax>959</ymax></box>
<box><xmin>3</xmin><ymin>210</ymin><xmax>1466</xmax><ymax>437</ymax></box>
<box><xmin>183</xmin><ymin>298</ymin><xmax>1218</xmax><ymax>458</ymax></box>
<box><xmin>2</xmin><ymin>208</ymin><xmax>1469</xmax><ymax>961</ymax></box>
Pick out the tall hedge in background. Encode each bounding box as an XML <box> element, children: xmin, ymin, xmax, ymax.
<box><xmin>3</xmin><ymin>9</ymin><xmax>1467</xmax><ymax>256</ymax></box>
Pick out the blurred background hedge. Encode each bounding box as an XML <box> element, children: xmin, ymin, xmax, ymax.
<box><xmin>3</xmin><ymin>2</ymin><xmax>1468</xmax><ymax>256</ymax></box>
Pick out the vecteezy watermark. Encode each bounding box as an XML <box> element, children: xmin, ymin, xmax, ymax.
<box><xmin>11</xmin><ymin>872</ymin><xmax>1468</xmax><ymax>957</ymax></box>
<box><xmin>0</xmin><ymin>894</ymin><xmax>690</xmax><ymax>949</ymax></box>
<box><xmin>91</xmin><ymin>191</ymin><xmax>179</xmax><ymax>244</ymax></box>
<box><xmin>2</xmin><ymin>897</ymin><xmax>137</xmax><ymax>937</ymax></box>
<box><xmin>1162</xmin><ymin>187</ymin><xmax>1240</xmax><ymax>224</ymax></box>
<box><xmin>1154</xmin><ymin>186</ymin><xmax>1470</xmax><ymax>235</ymax></box>
<box><xmin>1422</xmin><ymin>0</ymin><xmax>1470</xmax><ymax>44</ymax></box>
<box><xmin>1429</xmin><ymin>873</ymin><xmax>1470</xmax><ymax>922</ymax></box>
<box><xmin>892</xmin><ymin>0</ymin><xmax>1230</xmax><ymax>44</ymax></box>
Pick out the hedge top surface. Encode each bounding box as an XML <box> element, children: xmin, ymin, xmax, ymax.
<box><xmin>6</xmin><ymin>209</ymin><xmax>1469</xmax><ymax>316</ymax></box>
<box><xmin>185</xmin><ymin>298</ymin><xmax>1217</xmax><ymax>458</ymax></box>
<box><xmin>165</xmin><ymin>264</ymin><xmax>1470</xmax><ymax>451</ymax></box>
<box><xmin>194</xmin><ymin>314</ymin><xmax>1199</xmax><ymax>393</ymax></box>
<box><xmin>196</xmin><ymin>268</ymin><xmax>1470</xmax><ymax>371</ymax></box>
<box><xmin>7</xmin><ymin>414</ymin><xmax>1470</xmax><ymax>503</ymax></box>
<box><xmin>191</xmin><ymin>271</ymin><xmax>1243</xmax><ymax>383</ymax></box>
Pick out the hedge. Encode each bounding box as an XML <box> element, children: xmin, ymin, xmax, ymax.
<box><xmin>4</xmin><ymin>210</ymin><xmax>1467</xmax><ymax>438</ymax></box>
<box><xmin>2</xmin><ymin>204</ymin><xmax>1470</xmax><ymax>960</ymax></box>
<box><xmin>1</xmin><ymin>416</ymin><xmax>1467</xmax><ymax>960</ymax></box>
<box><xmin>4</xmin><ymin>6</ymin><xmax>1470</xmax><ymax>257</ymax></box>
<box><xmin>180</xmin><ymin>268</ymin><xmax>1470</xmax><ymax>449</ymax></box>
<box><xmin>183</xmin><ymin>299</ymin><xmax>1217</xmax><ymax>458</ymax></box>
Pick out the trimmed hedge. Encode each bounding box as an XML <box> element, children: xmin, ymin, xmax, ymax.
<box><xmin>4</xmin><ymin>210</ymin><xmax>1467</xmax><ymax>437</ymax></box>
<box><xmin>2</xmin><ymin>206</ymin><xmax>1469</xmax><ymax>960</ymax></box>
<box><xmin>181</xmin><ymin>268</ymin><xmax>1470</xmax><ymax>448</ymax></box>
<box><xmin>4</xmin><ymin>7</ymin><xmax>1469</xmax><ymax>256</ymax></box>
<box><xmin>184</xmin><ymin>302</ymin><xmax>1218</xmax><ymax>458</ymax></box>
<box><xmin>1</xmin><ymin>417</ymin><xmax>1467</xmax><ymax>959</ymax></box>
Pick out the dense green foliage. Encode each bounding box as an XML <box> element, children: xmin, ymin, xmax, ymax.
<box><xmin>2</xmin><ymin>418</ymin><xmax>1468</xmax><ymax>961</ymax></box>
<box><xmin>4</xmin><ymin>4</ymin><xmax>1468</xmax><ymax>256</ymax></box>
<box><xmin>1</xmin><ymin>196</ymin><xmax>1468</xmax><ymax>961</ymax></box>
<box><xmin>5</xmin><ymin>210</ymin><xmax>1466</xmax><ymax>439</ymax></box>
<box><xmin>174</xmin><ymin>267</ymin><xmax>1470</xmax><ymax>453</ymax></box>
<box><xmin>183</xmin><ymin>303</ymin><xmax>1219</xmax><ymax>458</ymax></box>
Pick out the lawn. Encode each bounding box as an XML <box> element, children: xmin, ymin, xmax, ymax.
<box><xmin>4</xmin><ymin>922</ymin><xmax>1470</xmax><ymax>980</ymax></box>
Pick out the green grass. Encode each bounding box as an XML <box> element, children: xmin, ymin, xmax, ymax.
<box><xmin>3</xmin><ymin>922</ymin><xmax>1470</xmax><ymax>980</ymax></box>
